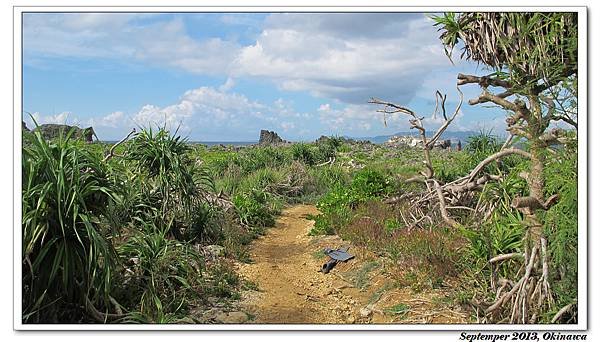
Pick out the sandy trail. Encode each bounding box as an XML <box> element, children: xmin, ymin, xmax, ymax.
<box><xmin>237</xmin><ymin>204</ymin><xmax>367</xmax><ymax>324</ymax></box>
<box><xmin>236</xmin><ymin>204</ymin><xmax>470</xmax><ymax>324</ymax></box>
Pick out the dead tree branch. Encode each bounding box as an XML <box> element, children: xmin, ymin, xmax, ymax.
<box><xmin>489</xmin><ymin>253</ymin><xmax>524</xmax><ymax>264</ymax></box>
<box><xmin>316</xmin><ymin>157</ymin><xmax>335</xmax><ymax>167</ymax></box>
<box><xmin>85</xmin><ymin>297</ymin><xmax>125</xmax><ymax>323</ymax></box>
<box><xmin>432</xmin><ymin>179</ymin><xmax>460</xmax><ymax>228</ymax></box>
<box><xmin>426</xmin><ymin>87</ymin><xmax>464</xmax><ymax>149</ymax></box>
<box><xmin>551</xmin><ymin>303</ymin><xmax>575</xmax><ymax>323</ymax></box>
<box><xmin>457</xmin><ymin>73</ymin><xmax>512</xmax><ymax>89</ymax></box>
<box><xmin>465</xmin><ymin>148</ymin><xmax>532</xmax><ymax>183</ymax></box>
<box><xmin>370</xmin><ymin>87</ymin><xmax>463</xmax><ymax>180</ymax></box>
<box><xmin>370</xmin><ymin>97</ymin><xmax>433</xmax><ymax>178</ymax></box>
<box><xmin>103</xmin><ymin>128</ymin><xmax>137</xmax><ymax>162</ymax></box>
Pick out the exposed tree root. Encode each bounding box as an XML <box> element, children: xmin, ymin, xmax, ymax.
<box><xmin>552</xmin><ymin>303</ymin><xmax>576</xmax><ymax>323</ymax></box>
<box><xmin>485</xmin><ymin>235</ymin><xmax>555</xmax><ymax>323</ymax></box>
<box><xmin>85</xmin><ymin>297</ymin><xmax>125</xmax><ymax>323</ymax></box>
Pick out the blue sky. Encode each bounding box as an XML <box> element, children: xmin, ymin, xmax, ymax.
<box><xmin>23</xmin><ymin>12</ymin><xmax>510</xmax><ymax>141</ymax></box>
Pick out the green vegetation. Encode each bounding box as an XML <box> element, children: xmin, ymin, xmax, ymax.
<box><xmin>22</xmin><ymin>12</ymin><xmax>578</xmax><ymax>325</ymax></box>
<box><xmin>21</xmin><ymin>125</ymin><xmax>349</xmax><ymax>323</ymax></box>
<box><xmin>309</xmin><ymin>131</ymin><xmax>577</xmax><ymax>322</ymax></box>
<box><xmin>310</xmin><ymin>167</ymin><xmax>388</xmax><ymax>236</ymax></box>
<box><xmin>432</xmin><ymin>11</ymin><xmax>578</xmax><ymax>323</ymax></box>
<box><xmin>23</xmin><ymin>123</ymin><xmax>577</xmax><ymax>324</ymax></box>
<box><xmin>385</xmin><ymin>303</ymin><xmax>410</xmax><ymax>317</ymax></box>
<box><xmin>21</xmin><ymin>120</ymin><xmax>577</xmax><ymax>324</ymax></box>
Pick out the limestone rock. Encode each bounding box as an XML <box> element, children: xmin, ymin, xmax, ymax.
<box><xmin>32</xmin><ymin>124</ymin><xmax>98</xmax><ymax>142</ymax></box>
<box><xmin>259</xmin><ymin>129</ymin><xmax>288</xmax><ymax>145</ymax></box>
<box><xmin>177</xmin><ymin>317</ymin><xmax>197</xmax><ymax>324</ymax></box>
<box><xmin>359</xmin><ymin>307</ymin><xmax>373</xmax><ymax>318</ymax></box>
<box><xmin>203</xmin><ymin>245</ymin><xmax>225</xmax><ymax>260</ymax></box>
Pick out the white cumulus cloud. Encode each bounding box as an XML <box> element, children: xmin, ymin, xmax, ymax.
<box><xmin>232</xmin><ymin>13</ymin><xmax>449</xmax><ymax>104</ymax></box>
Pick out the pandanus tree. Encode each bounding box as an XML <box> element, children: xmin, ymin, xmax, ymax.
<box><xmin>434</xmin><ymin>12</ymin><xmax>578</xmax><ymax>323</ymax></box>
<box><xmin>371</xmin><ymin>12</ymin><xmax>578</xmax><ymax>323</ymax></box>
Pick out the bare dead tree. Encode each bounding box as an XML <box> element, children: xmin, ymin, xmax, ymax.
<box><xmin>369</xmin><ymin>88</ymin><xmax>465</xmax><ymax>229</ymax></box>
<box><xmin>370</xmin><ymin>75</ymin><xmax>572</xmax><ymax>323</ymax></box>
<box><xmin>103</xmin><ymin>128</ymin><xmax>138</xmax><ymax>162</ymax></box>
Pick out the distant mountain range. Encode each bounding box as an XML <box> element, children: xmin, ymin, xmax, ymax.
<box><xmin>352</xmin><ymin>131</ymin><xmax>482</xmax><ymax>144</ymax></box>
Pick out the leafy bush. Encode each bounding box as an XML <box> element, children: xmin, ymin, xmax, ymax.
<box><xmin>465</xmin><ymin>130</ymin><xmax>501</xmax><ymax>156</ymax></box>
<box><xmin>21</xmin><ymin>125</ymin><xmax>253</xmax><ymax>324</ymax></box>
<box><xmin>128</xmin><ymin>126</ymin><xmax>191</xmax><ymax>178</ymax></box>
<box><xmin>314</xmin><ymin>165</ymin><xmax>351</xmax><ymax>188</ymax></box>
<box><xmin>233</xmin><ymin>190</ymin><xmax>277</xmax><ymax>229</ymax></box>
<box><xmin>350</xmin><ymin>167</ymin><xmax>391</xmax><ymax>199</ymax></box>
<box><xmin>290</xmin><ymin>140</ymin><xmax>340</xmax><ymax>166</ymax></box>
<box><xmin>291</xmin><ymin>143</ymin><xmax>317</xmax><ymax>166</ymax></box>
<box><xmin>310</xmin><ymin>168</ymin><xmax>391</xmax><ymax>235</ymax></box>
<box><xmin>128</xmin><ymin>127</ymin><xmax>214</xmax><ymax>240</ymax></box>
<box><xmin>239</xmin><ymin>167</ymin><xmax>283</xmax><ymax>194</ymax></box>
<box><xmin>462</xmin><ymin>209</ymin><xmax>525</xmax><ymax>263</ymax></box>
<box><xmin>185</xmin><ymin>202</ymin><xmax>224</xmax><ymax>243</ymax></box>
<box><xmin>236</xmin><ymin>146</ymin><xmax>291</xmax><ymax>174</ymax></box>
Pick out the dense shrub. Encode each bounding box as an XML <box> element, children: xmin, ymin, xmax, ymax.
<box><xmin>291</xmin><ymin>143</ymin><xmax>317</xmax><ymax>165</ymax></box>
<box><xmin>21</xmin><ymin>126</ymin><xmax>242</xmax><ymax>323</ymax></box>
<box><xmin>310</xmin><ymin>168</ymin><xmax>391</xmax><ymax>235</ymax></box>
<box><xmin>350</xmin><ymin>167</ymin><xmax>391</xmax><ymax>198</ymax></box>
<box><xmin>233</xmin><ymin>190</ymin><xmax>278</xmax><ymax>229</ymax></box>
<box><xmin>236</xmin><ymin>146</ymin><xmax>291</xmax><ymax>173</ymax></box>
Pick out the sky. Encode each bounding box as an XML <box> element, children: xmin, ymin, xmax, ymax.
<box><xmin>22</xmin><ymin>12</ymin><xmax>511</xmax><ymax>141</ymax></box>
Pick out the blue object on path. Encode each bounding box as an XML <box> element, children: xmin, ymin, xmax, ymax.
<box><xmin>320</xmin><ymin>247</ymin><xmax>354</xmax><ymax>274</ymax></box>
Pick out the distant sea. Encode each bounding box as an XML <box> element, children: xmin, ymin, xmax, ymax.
<box><xmin>101</xmin><ymin>140</ymin><xmax>257</xmax><ymax>147</ymax></box>
<box><xmin>191</xmin><ymin>141</ymin><xmax>257</xmax><ymax>146</ymax></box>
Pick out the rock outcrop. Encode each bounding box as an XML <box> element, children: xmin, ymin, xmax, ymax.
<box><xmin>386</xmin><ymin>135</ymin><xmax>422</xmax><ymax>147</ymax></box>
<box><xmin>259</xmin><ymin>129</ymin><xmax>287</xmax><ymax>145</ymax></box>
<box><xmin>315</xmin><ymin>135</ymin><xmax>331</xmax><ymax>144</ymax></box>
<box><xmin>32</xmin><ymin>124</ymin><xmax>98</xmax><ymax>142</ymax></box>
<box><xmin>433</xmin><ymin>139</ymin><xmax>452</xmax><ymax>149</ymax></box>
<box><xmin>386</xmin><ymin>135</ymin><xmax>452</xmax><ymax>150</ymax></box>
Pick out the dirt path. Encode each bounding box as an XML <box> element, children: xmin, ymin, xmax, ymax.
<box><xmin>237</xmin><ymin>204</ymin><xmax>372</xmax><ymax>324</ymax></box>
<box><xmin>236</xmin><ymin>204</ymin><xmax>470</xmax><ymax>324</ymax></box>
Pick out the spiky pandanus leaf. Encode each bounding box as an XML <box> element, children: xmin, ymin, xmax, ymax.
<box><xmin>22</xmin><ymin>127</ymin><xmax>116</xmax><ymax>322</ymax></box>
<box><xmin>433</xmin><ymin>12</ymin><xmax>577</xmax><ymax>90</ymax></box>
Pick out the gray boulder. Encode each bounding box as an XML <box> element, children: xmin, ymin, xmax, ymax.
<box><xmin>32</xmin><ymin>124</ymin><xmax>98</xmax><ymax>142</ymax></box>
<box><xmin>259</xmin><ymin>129</ymin><xmax>288</xmax><ymax>145</ymax></box>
